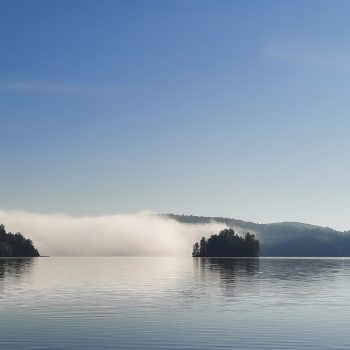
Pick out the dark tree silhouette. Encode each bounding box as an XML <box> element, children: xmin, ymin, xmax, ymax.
<box><xmin>192</xmin><ymin>229</ymin><xmax>259</xmax><ymax>257</ymax></box>
<box><xmin>192</xmin><ymin>242</ymin><xmax>200</xmax><ymax>257</ymax></box>
<box><xmin>0</xmin><ymin>224</ymin><xmax>40</xmax><ymax>257</ymax></box>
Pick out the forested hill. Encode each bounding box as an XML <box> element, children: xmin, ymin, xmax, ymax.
<box><xmin>0</xmin><ymin>224</ymin><xmax>40</xmax><ymax>257</ymax></box>
<box><xmin>162</xmin><ymin>214</ymin><xmax>350</xmax><ymax>257</ymax></box>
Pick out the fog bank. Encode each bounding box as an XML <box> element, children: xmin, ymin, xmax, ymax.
<box><xmin>0</xmin><ymin>211</ymin><xmax>227</xmax><ymax>256</ymax></box>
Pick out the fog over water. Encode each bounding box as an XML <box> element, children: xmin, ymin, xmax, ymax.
<box><xmin>0</xmin><ymin>211</ymin><xmax>227</xmax><ymax>257</ymax></box>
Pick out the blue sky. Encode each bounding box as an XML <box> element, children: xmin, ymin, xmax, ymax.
<box><xmin>1</xmin><ymin>0</ymin><xmax>350</xmax><ymax>229</ymax></box>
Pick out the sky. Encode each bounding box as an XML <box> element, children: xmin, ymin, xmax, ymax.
<box><xmin>1</xmin><ymin>0</ymin><xmax>350</xmax><ymax>230</ymax></box>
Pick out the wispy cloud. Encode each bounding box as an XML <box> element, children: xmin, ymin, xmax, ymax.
<box><xmin>0</xmin><ymin>211</ymin><xmax>227</xmax><ymax>257</ymax></box>
<box><xmin>0</xmin><ymin>81</ymin><xmax>130</xmax><ymax>94</ymax></box>
<box><xmin>266</xmin><ymin>42</ymin><xmax>350</xmax><ymax>71</ymax></box>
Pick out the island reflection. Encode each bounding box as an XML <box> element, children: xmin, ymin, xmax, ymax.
<box><xmin>192</xmin><ymin>258</ymin><xmax>260</xmax><ymax>297</ymax></box>
<box><xmin>193</xmin><ymin>257</ymin><xmax>350</xmax><ymax>298</ymax></box>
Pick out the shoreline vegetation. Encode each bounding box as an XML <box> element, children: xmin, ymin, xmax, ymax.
<box><xmin>0</xmin><ymin>224</ymin><xmax>40</xmax><ymax>257</ymax></box>
<box><xmin>3</xmin><ymin>215</ymin><xmax>350</xmax><ymax>258</ymax></box>
<box><xmin>192</xmin><ymin>229</ymin><xmax>260</xmax><ymax>257</ymax></box>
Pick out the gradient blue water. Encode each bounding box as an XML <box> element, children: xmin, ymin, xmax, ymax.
<box><xmin>1</xmin><ymin>257</ymin><xmax>350</xmax><ymax>349</ymax></box>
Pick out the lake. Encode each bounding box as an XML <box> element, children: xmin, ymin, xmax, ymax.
<box><xmin>1</xmin><ymin>257</ymin><xmax>350</xmax><ymax>349</ymax></box>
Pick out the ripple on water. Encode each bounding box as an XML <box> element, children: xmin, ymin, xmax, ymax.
<box><xmin>1</xmin><ymin>257</ymin><xmax>350</xmax><ymax>349</ymax></box>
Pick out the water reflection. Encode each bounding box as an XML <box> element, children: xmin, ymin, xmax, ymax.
<box><xmin>260</xmin><ymin>258</ymin><xmax>350</xmax><ymax>283</ymax></box>
<box><xmin>194</xmin><ymin>257</ymin><xmax>350</xmax><ymax>298</ymax></box>
<box><xmin>198</xmin><ymin>257</ymin><xmax>260</xmax><ymax>277</ymax></box>
<box><xmin>194</xmin><ymin>258</ymin><xmax>260</xmax><ymax>297</ymax></box>
<box><xmin>0</xmin><ymin>258</ymin><xmax>34</xmax><ymax>281</ymax></box>
<box><xmin>2</xmin><ymin>258</ymin><xmax>350</xmax><ymax>349</ymax></box>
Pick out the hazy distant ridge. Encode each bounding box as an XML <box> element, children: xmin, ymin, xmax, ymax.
<box><xmin>163</xmin><ymin>214</ymin><xmax>350</xmax><ymax>257</ymax></box>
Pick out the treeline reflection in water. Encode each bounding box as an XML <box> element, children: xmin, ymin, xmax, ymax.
<box><xmin>0</xmin><ymin>258</ymin><xmax>34</xmax><ymax>280</ymax></box>
<box><xmin>0</xmin><ymin>257</ymin><xmax>349</xmax><ymax>287</ymax></box>
<box><xmin>193</xmin><ymin>257</ymin><xmax>350</xmax><ymax>298</ymax></box>
<box><xmin>1</xmin><ymin>257</ymin><xmax>350</xmax><ymax>350</ymax></box>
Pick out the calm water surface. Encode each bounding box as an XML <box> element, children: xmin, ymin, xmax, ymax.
<box><xmin>1</xmin><ymin>257</ymin><xmax>350</xmax><ymax>349</ymax></box>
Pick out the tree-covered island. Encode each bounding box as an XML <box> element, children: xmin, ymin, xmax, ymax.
<box><xmin>0</xmin><ymin>224</ymin><xmax>40</xmax><ymax>257</ymax></box>
<box><xmin>192</xmin><ymin>228</ymin><xmax>260</xmax><ymax>257</ymax></box>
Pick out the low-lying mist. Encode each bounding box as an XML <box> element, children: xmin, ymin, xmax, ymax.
<box><xmin>0</xmin><ymin>211</ymin><xmax>227</xmax><ymax>257</ymax></box>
